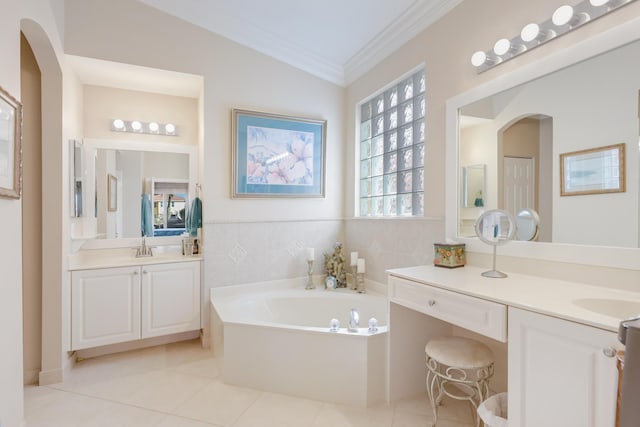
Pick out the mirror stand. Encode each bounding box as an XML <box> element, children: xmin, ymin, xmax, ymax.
<box><xmin>475</xmin><ymin>209</ymin><xmax>516</xmax><ymax>278</ymax></box>
<box><xmin>482</xmin><ymin>245</ymin><xmax>507</xmax><ymax>278</ymax></box>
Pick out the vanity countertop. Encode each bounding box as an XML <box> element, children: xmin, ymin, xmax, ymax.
<box><xmin>68</xmin><ymin>247</ymin><xmax>202</xmax><ymax>271</ymax></box>
<box><xmin>387</xmin><ymin>264</ymin><xmax>640</xmax><ymax>333</ymax></box>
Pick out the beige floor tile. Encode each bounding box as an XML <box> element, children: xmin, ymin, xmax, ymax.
<box><xmin>124</xmin><ymin>369</ymin><xmax>212</xmax><ymax>413</ymax></box>
<box><xmin>25</xmin><ymin>390</ymin><xmax>112</xmax><ymax>426</ymax></box>
<box><xmin>170</xmin><ymin>355</ymin><xmax>219</xmax><ymax>379</ymax></box>
<box><xmin>84</xmin><ymin>401</ymin><xmax>167</xmax><ymax>426</ymax></box>
<box><xmin>312</xmin><ymin>402</ymin><xmax>394</xmax><ymax>427</ymax></box>
<box><xmin>172</xmin><ymin>380</ymin><xmax>261</xmax><ymax>426</ymax></box>
<box><xmin>232</xmin><ymin>392</ymin><xmax>323</xmax><ymax>427</ymax></box>
<box><xmin>155</xmin><ymin>414</ymin><xmax>220</xmax><ymax>426</ymax></box>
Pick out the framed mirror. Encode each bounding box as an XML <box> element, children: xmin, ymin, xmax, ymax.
<box><xmin>445</xmin><ymin>17</ymin><xmax>640</xmax><ymax>269</ymax></box>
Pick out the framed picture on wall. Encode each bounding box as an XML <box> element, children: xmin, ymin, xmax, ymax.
<box><xmin>560</xmin><ymin>143</ymin><xmax>625</xmax><ymax>196</ymax></box>
<box><xmin>231</xmin><ymin>109</ymin><xmax>326</xmax><ymax>198</ymax></box>
<box><xmin>107</xmin><ymin>174</ymin><xmax>117</xmax><ymax>211</ymax></box>
<box><xmin>0</xmin><ymin>86</ymin><xmax>22</xmax><ymax>199</ymax></box>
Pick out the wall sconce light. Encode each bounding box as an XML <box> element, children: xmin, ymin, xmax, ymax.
<box><xmin>110</xmin><ymin>119</ymin><xmax>178</xmax><ymax>136</ymax></box>
<box><xmin>471</xmin><ymin>0</ymin><xmax>636</xmax><ymax>73</ymax></box>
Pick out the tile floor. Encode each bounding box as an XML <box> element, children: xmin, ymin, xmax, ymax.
<box><xmin>24</xmin><ymin>339</ymin><xmax>475</xmax><ymax>427</ymax></box>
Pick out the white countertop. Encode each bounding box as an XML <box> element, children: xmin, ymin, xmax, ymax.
<box><xmin>68</xmin><ymin>246</ymin><xmax>202</xmax><ymax>271</ymax></box>
<box><xmin>387</xmin><ymin>264</ymin><xmax>640</xmax><ymax>333</ymax></box>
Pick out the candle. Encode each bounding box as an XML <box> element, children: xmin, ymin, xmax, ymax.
<box><xmin>307</xmin><ymin>247</ymin><xmax>315</xmax><ymax>261</ymax></box>
<box><xmin>350</xmin><ymin>251</ymin><xmax>358</xmax><ymax>266</ymax></box>
<box><xmin>357</xmin><ymin>258</ymin><xmax>365</xmax><ymax>273</ymax></box>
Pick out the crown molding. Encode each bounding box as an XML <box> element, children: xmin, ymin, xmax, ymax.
<box><xmin>343</xmin><ymin>0</ymin><xmax>463</xmax><ymax>85</ymax></box>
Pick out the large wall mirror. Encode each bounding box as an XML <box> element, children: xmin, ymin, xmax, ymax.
<box><xmin>446</xmin><ymin>18</ymin><xmax>640</xmax><ymax>269</ymax></box>
<box><xmin>72</xmin><ymin>138</ymin><xmax>197</xmax><ymax>240</ymax></box>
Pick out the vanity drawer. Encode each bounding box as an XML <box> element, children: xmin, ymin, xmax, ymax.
<box><xmin>389</xmin><ymin>276</ymin><xmax>507</xmax><ymax>342</ymax></box>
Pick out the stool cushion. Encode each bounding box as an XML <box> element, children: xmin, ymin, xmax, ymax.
<box><xmin>425</xmin><ymin>337</ymin><xmax>494</xmax><ymax>369</ymax></box>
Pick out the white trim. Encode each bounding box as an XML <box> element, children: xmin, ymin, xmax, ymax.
<box><xmin>446</xmin><ymin>15</ymin><xmax>640</xmax><ymax>270</ymax></box>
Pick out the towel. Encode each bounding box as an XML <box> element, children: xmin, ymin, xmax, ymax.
<box><xmin>141</xmin><ymin>193</ymin><xmax>153</xmax><ymax>237</ymax></box>
<box><xmin>187</xmin><ymin>196</ymin><xmax>202</xmax><ymax>237</ymax></box>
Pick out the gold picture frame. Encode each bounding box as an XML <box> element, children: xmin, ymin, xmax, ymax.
<box><xmin>0</xmin><ymin>86</ymin><xmax>22</xmax><ymax>199</ymax></box>
<box><xmin>107</xmin><ymin>174</ymin><xmax>117</xmax><ymax>211</ymax></box>
<box><xmin>560</xmin><ymin>143</ymin><xmax>625</xmax><ymax>196</ymax></box>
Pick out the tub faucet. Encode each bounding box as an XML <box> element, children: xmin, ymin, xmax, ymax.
<box><xmin>348</xmin><ymin>308</ymin><xmax>359</xmax><ymax>332</ymax></box>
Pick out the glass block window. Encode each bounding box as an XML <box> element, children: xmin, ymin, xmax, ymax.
<box><xmin>358</xmin><ymin>69</ymin><xmax>425</xmax><ymax>216</ymax></box>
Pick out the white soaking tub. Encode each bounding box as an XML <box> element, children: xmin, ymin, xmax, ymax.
<box><xmin>210</xmin><ymin>279</ymin><xmax>388</xmax><ymax>407</ymax></box>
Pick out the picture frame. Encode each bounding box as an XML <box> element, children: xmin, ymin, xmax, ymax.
<box><xmin>0</xmin><ymin>86</ymin><xmax>22</xmax><ymax>199</ymax></box>
<box><xmin>560</xmin><ymin>143</ymin><xmax>625</xmax><ymax>196</ymax></box>
<box><xmin>107</xmin><ymin>174</ymin><xmax>117</xmax><ymax>211</ymax></box>
<box><xmin>232</xmin><ymin>109</ymin><xmax>326</xmax><ymax>198</ymax></box>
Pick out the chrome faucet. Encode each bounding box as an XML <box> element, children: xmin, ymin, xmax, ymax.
<box><xmin>136</xmin><ymin>236</ymin><xmax>153</xmax><ymax>257</ymax></box>
<box><xmin>348</xmin><ymin>308</ymin><xmax>359</xmax><ymax>332</ymax></box>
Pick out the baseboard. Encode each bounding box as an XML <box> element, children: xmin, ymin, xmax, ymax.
<box><xmin>75</xmin><ymin>330</ymin><xmax>201</xmax><ymax>359</ymax></box>
<box><xmin>38</xmin><ymin>367</ymin><xmax>63</xmax><ymax>385</ymax></box>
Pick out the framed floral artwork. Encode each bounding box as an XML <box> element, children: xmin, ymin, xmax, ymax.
<box><xmin>231</xmin><ymin>109</ymin><xmax>326</xmax><ymax>198</ymax></box>
<box><xmin>0</xmin><ymin>86</ymin><xmax>22</xmax><ymax>199</ymax></box>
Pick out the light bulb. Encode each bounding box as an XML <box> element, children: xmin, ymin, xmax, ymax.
<box><xmin>590</xmin><ymin>0</ymin><xmax>609</xmax><ymax>5</ymax></box>
<box><xmin>165</xmin><ymin>123</ymin><xmax>176</xmax><ymax>134</ymax></box>
<box><xmin>112</xmin><ymin>119</ymin><xmax>125</xmax><ymax>130</ymax></box>
<box><xmin>521</xmin><ymin>23</ymin><xmax>540</xmax><ymax>42</ymax></box>
<box><xmin>131</xmin><ymin>120</ymin><xmax>142</xmax><ymax>131</ymax></box>
<box><xmin>494</xmin><ymin>38</ymin><xmax>511</xmax><ymax>56</ymax></box>
<box><xmin>471</xmin><ymin>51</ymin><xmax>487</xmax><ymax>67</ymax></box>
<box><xmin>552</xmin><ymin>5</ymin><xmax>574</xmax><ymax>26</ymax></box>
<box><xmin>148</xmin><ymin>122</ymin><xmax>159</xmax><ymax>132</ymax></box>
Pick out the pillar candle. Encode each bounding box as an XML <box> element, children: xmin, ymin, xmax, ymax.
<box><xmin>350</xmin><ymin>251</ymin><xmax>358</xmax><ymax>266</ymax></box>
<box><xmin>307</xmin><ymin>247</ymin><xmax>315</xmax><ymax>261</ymax></box>
<box><xmin>357</xmin><ymin>258</ymin><xmax>365</xmax><ymax>273</ymax></box>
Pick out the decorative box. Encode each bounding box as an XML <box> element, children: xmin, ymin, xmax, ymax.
<box><xmin>433</xmin><ymin>243</ymin><xmax>466</xmax><ymax>268</ymax></box>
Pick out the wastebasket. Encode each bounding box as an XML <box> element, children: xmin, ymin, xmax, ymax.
<box><xmin>477</xmin><ymin>392</ymin><xmax>508</xmax><ymax>427</ymax></box>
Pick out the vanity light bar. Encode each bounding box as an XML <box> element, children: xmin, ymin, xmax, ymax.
<box><xmin>471</xmin><ymin>0</ymin><xmax>637</xmax><ymax>73</ymax></box>
<box><xmin>110</xmin><ymin>119</ymin><xmax>178</xmax><ymax>136</ymax></box>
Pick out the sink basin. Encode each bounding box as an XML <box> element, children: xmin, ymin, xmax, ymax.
<box><xmin>573</xmin><ymin>298</ymin><xmax>640</xmax><ymax>319</ymax></box>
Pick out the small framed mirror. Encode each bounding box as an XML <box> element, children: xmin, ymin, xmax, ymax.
<box><xmin>462</xmin><ymin>164</ymin><xmax>486</xmax><ymax>208</ymax></box>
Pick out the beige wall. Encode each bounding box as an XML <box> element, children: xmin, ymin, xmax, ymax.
<box><xmin>83</xmin><ymin>85</ymin><xmax>199</xmax><ymax>146</ymax></box>
<box><xmin>21</xmin><ymin>32</ymin><xmax>43</xmax><ymax>387</ymax></box>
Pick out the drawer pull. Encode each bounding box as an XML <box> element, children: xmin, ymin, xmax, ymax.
<box><xmin>133</xmin><ymin>271</ymin><xmax>139</xmax><ymax>276</ymax></box>
<box><xmin>428</xmin><ymin>299</ymin><xmax>436</xmax><ymax>307</ymax></box>
<box><xmin>603</xmin><ymin>347</ymin><xmax>616</xmax><ymax>358</ymax></box>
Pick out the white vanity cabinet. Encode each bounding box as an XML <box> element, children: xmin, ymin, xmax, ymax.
<box><xmin>71</xmin><ymin>266</ymin><xmax>141</xmax><ymax>350</ymax></box>
<box><xmin>141</xmin><ymin>262</ymin><xmax>201</xmax><ymax>338</ymax></box>
<box><xmin>71</xmin><ymin>261</ymin><xmax>201</xmax><ymax>350</ymax></box>
<box><xmin>508</xmin><ymin>307</ymin><xmax>618</xmax><ymax>427</ymax></box>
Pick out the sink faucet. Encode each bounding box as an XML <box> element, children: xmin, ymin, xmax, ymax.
<box><xmin>348</xmin><ymin>308</ymin><xmax>359</xmax><ymax>332</ymax></box>
<box><xmin>136</xmin><ymin>236</ymin><xmax>153</xmax><ymax>257</ymax></box>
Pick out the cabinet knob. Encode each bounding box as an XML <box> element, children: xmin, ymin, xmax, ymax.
<box><xmin>133</xmin><ymin>271</ymin><xmax>139</xmax><ymax>275</ymax></box>
<box><xmin>428</xmin><ymin>299</ymin><xmax>436</xmax><ymax>307</ymax></box>
<box><xmin>142</xmin><ymin>270</ymin><xmax>148</xmax><ymax>275</ymax></box>
<box><xmin>602</xmin><ymin>347</ymin><xmax>617</xmax><ymax>358</ymax></box>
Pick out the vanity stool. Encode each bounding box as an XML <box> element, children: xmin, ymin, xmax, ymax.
<box><xmin>425</xmin><ymin>336</ymin><xmax>495</xmax><ymax>427</ymax></box>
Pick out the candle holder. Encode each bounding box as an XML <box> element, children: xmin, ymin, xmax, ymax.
<box><xmin>305</xmin><ymin>259</ymin><xmax>315</xmax><ymax>290</ymax></box>
<box><xmin>350</xmin><ymin>265</ymin><xmax>357</xmax><ymax>290</ymax></box>
<box><xmin>356</xmin><ymin>271</ymin><xmax>366</xmax><ymax>293</ymax></box>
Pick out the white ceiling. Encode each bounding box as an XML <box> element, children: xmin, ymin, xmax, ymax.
<box><xmin>137</xmin><ymin>0</ymin><xmax>462</xmax><ymax>86</ymax></box>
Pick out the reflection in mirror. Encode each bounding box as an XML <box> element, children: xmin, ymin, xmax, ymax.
<box><xmin>462</xmin><ymin>164</ymin><xmax>485</xmax><ymax>208</ymax></box>
<box><xmin>516</xmin><ymin>208</ymin><xmax>540</xmax><ymax>241</ymax></box>
<box><xmin>87</xmin><ymin>147</ymin><xmax>190</xmax><ymax>239</ymax></box>
<box><xmin>69</xmin><ymin>139</ymin><xmax>83</xmax><ymax>217</ymax></box>
<box><xmin>152</xmin><ymin>180</ymin><xmax>189</xmax><ymax>236</ymax></box>
<box><xmin>458</xmin><ymin>38</ymin><xmax>640</xmax><ymax>248</ymax></box>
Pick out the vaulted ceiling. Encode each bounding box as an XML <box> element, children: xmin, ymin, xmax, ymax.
<box><xmin>137</xmin><ymin>0</ymin><xmax>462</xmax><ymax>86</ymax></box>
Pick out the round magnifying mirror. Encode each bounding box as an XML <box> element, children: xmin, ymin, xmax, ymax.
<box><xmin>516</xmin><ymin>208</ymin><xmax>540</xmax><ymax>241</ymax></box>
<box><xmin>475</xmin><ymin>209</ymin><xmax>516</xmax><ymax>278</ymax></box>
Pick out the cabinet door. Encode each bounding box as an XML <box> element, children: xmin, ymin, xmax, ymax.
<box><xmin>71</xmin><ymin>266</ymin><xmax>141</xmax><ymax>350</ymax></box>
<box><xmin>141</xmin><ymin>261</ymin><xmax>201</xmax><ymax>338</ymax></box>
<box><xmin>508</xmin><ymin>307</ymin><xmax>618</xmax><ymax>427</ymax></box>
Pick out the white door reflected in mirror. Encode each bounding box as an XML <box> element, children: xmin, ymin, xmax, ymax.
<box><xmin>475</xmin><ymin>209</ymin><xmax>516</xmax><ymax>278</ymax></box>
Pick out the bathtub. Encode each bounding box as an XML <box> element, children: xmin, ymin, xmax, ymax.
<box><xmin>210</xmin><ymin>279</ymin><xmax>388</xmax><ymax>407</ymax></box>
